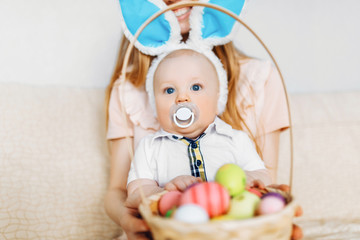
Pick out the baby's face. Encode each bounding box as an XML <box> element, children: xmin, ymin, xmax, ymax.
<box><xmin>153</xmin><ymin>51</ymin><xmax>219</xmax><ymax>139</ymax></box>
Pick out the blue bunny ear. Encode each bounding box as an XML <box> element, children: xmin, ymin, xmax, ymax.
<box><xmin>119</xmin><ymin>0</ymin><xmax>181</xmax><ymax>56</ymax></box>
<box><xmin>189</xmin><ymin>0</ymin><xmax>246</xmax><ymax>46</ymax></box>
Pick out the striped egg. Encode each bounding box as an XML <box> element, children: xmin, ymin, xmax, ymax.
<box><xmin>179</xmin><ymin>182</ymin><xmax>230</xmax><ymax>218</ymax></box>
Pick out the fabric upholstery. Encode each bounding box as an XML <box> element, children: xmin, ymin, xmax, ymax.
<box><xmin>1</xmin><ymin>83</ymin><xmax>359</xmax><ymax>239</ymax></box>
<box><xmin>0</xmin><ymin>84</ymin><xmax>120</xmax><ymax>240</ymax></box>
<box><xmin>277</xmin><ymin>91</ymin><xmax>360</xmax><ymax>239</ymax></box>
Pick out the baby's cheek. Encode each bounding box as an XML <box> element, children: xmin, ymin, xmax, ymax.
<box><xmin>157</xmin><ymin>108</ymin><xmax>169</xmax><ymax>123</ymax></box>
<box><xmin>156</xmin><ymin>105</ymin><xmax>173</xmax><ymax>128</ymax></box>
<box><xmin>199</xmin><ymin>98</ymin><xmax>217</xmax><ymax>114</ymax></box>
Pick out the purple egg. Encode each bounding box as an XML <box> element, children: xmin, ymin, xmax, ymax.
<box><xmin>261</xmin><ymin>192</ymin><xmax>286</xmax><ymax>203</ymax></box>
<box><xmin>259</xmin><ymin>193</ymin><xmax>286</xmax><ymax>215</ymax></box>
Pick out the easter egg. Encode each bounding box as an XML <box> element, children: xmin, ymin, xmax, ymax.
<box><xmin>246</xmin><ymin>187</ymin><xmax>263</xmax><ymax>198</ymax></box>
<box><xmin>174</xmin><ymin>204</ymin><xmax>209</xmax><ymax>223</ymax></box>
<box><xmin>165</xmin><ymin>208</ymin><xmax>175</xmax><ymax>218</ymax></box>
<box><xmin>215</xmin><ymin>163</ymin><xmax>246</xmax><ymax>197</ymax></box>
<box><xmin>158</xmin><ymin>191</ymin><xmax>182</xmax><ymax>216</ymax></box>
<box><xmin>211</xmin><ymin>214</ymin><xmax>237</xmax><ymax>221</ymax></box>
<box><xmin>259</xmin><ymin>193</ymin><xmax>286</xmax><ymax>215</ymax></box>
<box><xmin>227</xmin><ymin>190</ymin><xmax>260</xmax><ymax>219</ymax></box>
<box><xmin>180</xmin><ymin>182</ymin><xmax>230</xmax><ymax>218</ymax></box>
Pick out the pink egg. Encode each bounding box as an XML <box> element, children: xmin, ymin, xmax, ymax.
<box><xmin>246</xmin><ymin>187</ymin><xmax>263</xmax><ymax>198</ymax></box>
<box><xmin>259</xmin><ymin>193</ymin><xmax>286</xmax><ymax>215</ymax></box>
<box><xmin>180</xmin><ymin>182</ymin><xmax>230</xmax><ymax>218</ymax></box>
<box><xmin>158</xmin><ymin>191</ymin><xmax>182</xmax><ymax>216</ymax></box>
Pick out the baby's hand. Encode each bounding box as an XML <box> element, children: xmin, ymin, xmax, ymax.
<box><xmin>165</xmin><ymin>175</ymin><xmax>202</xmax><ymax>192</ymax></box>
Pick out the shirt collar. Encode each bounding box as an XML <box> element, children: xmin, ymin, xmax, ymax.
<box><xmin>151</xmin><ymin>116</ymin><xmax>234</xmax><ymax>143</ymax></box>
<box><xmin>204</xmin><ymin>117</ymin><xmax>234</xmax><ymax>138</ymax></box>
<box><xmin>151</xmin><ymin>128</ymin><xmax>181</xmax><ymax>144</ymax></box>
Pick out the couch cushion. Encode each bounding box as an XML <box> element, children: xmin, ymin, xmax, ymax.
<box><xmin>0</xmin><ymin>83</ymin><xmax>120</xmax><ymax>239</ymax></box>
<box><xmin>277</xmin><ymin>91</ymin><xmax>360</xmax><ymax>238</ymax></box>
<box><xmin>2</xmin><ymin>83</ymin><xmax>360</xmax><ymax>239</ymax></box>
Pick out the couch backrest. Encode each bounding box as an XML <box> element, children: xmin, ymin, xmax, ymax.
<box><xmin>278</xmin><ymin>91</ymin><xmax>360</xmax><ymax>222</ymax></box>
<box><xmin>0</xmin><ymin>84</ymin><xmax>120</xmax><ymax>240</ymax></box>
<box><xmin>1</xmin><ymin>83</ymin><xmax>360</xmax><ymax>239</ymax></box>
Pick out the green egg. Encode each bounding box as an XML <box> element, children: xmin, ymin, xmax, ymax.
<box><xmin>227</xmin><ymin>191</ymin><xmax>260</xmax><ymax>219</ymax></box>
<box><xmin>215</xmin><ymin>163</ymin><xmax>246</xmax><ymax>197</ymax></box>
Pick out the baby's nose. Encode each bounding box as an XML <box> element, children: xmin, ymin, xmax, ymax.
<box><xmin>176</xmin><ymin>92</ymin><xmax>190</xmax><ymax>104</ymax></box>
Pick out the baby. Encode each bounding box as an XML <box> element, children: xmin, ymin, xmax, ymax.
<box><xmin>127</xmin><ymin>48</ymin><xmax>271</xmax><ymax>198</ymax></box>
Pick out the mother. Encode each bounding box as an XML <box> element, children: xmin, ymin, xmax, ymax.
<box><xmin>104</xmin><ymin>0</ymin><xmax>302</xmax><ymax>239</ymax></box>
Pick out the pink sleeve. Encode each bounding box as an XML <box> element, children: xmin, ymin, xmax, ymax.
<box><xmin>106</xmin><ymin>81</ymin><xmax>159</xmax><ymax>142</ymax></box>
<box><xmin>237</xmin><ymin>59</ymin><xmax>289</xmax><ymax>137</ymax></box>
<box><xmin>107</xmin><ymin>84</ymin><xmax>134</xmax><ymax>140</ymax></box>
<box><xmin>260</xmin><ymin>65</ymin><xmax>289</xmax><ymax>135</ymax></box>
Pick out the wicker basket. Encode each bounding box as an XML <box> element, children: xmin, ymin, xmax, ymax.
<box><xmin>139</xmin><ymin>188</ymin><xmax>297</xmax><ymax>240</ymax></box>
<box><xmin>121</xmin><ymin>2</ymin><xmax>297</xmax><ymax>239</ymax></box>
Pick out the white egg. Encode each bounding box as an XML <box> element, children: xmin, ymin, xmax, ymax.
<box><xmin>174</xmin><ymin>204</ymin><xmax>209</xmax><ymax>224</ymax></box>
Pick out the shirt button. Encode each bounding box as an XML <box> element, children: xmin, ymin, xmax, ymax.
<box><xmin>191</xmin><ymin>142</ymin><xmax>197</xmax><ymax>148</ymax></box>
<box><xmin>196</xmin><ymin>160</ymin><xmax>202</xmax><ymax>166</ymax></box>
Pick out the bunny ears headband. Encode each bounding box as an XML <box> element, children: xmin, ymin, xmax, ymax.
<box><xmin>119</xmin><ymin>0</ymin><xmax>246</xmax><ymax>115</ymax></box>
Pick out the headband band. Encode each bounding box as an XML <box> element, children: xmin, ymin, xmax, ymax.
<box><xmin>119</xmin><ymin>0</ymin><xmax>246</xmax><ymax>115</ymax></box>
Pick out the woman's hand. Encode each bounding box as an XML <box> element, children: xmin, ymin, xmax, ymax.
<box><xmin>118</xmin><ymin>204</ymin><xmax>151</xmax><ymax>240</ymax></box>
<box><xmin>104</xmin><ymin>188</ymin><xmax>152</xmax><ymax>240</ymax></box>
<box><xmin>267</xmin><ymin>184</ymin><xmax>303</xmax><ymax>240</ymax></box>
<box><xmin>105</xmin><ymin>139</ymin><xmax>153</xmax><ymax>240</ymax></box>
<box><xmin>164</xmin><ymin>175</ymin><xmax>202</xmax><ymax>192</ymax></box>
<box><xmin>246</xmin><ymin>179</ymin><xmax>266</xmax><ymax>189</ymax></box>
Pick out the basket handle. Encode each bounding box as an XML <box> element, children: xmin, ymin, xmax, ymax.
<box><xmin>119</xmin><ymin>1</ymin><xmax>294</xmax><ymax>194</ymax></box>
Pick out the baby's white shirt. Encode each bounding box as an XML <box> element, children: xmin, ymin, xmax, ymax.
<box><xmin>127</xmin><ymin>117</ymin><xmax>265</xmax><ymax>187</ymax></box>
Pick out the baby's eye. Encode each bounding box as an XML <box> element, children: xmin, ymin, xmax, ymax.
<box><xmin>191</xmin><ymin>84</ymin><xmax>202</xmax><ymax>91</ymax></box>
<box><xmin>165</xmin><ymin>87</ymin><xmax>175</xmax><ymax>94</ymax></box>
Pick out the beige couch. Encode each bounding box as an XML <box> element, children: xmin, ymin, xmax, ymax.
<box><xmin>1</xmin><ymin>83</ymin><xmax>359</xmax><ymax>239</ymax></box>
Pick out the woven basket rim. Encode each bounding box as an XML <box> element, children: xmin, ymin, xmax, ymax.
<box><xmin>139</xmin><ymin>190</ymin><xmax>297</xmax><ymax>231</ymax></box>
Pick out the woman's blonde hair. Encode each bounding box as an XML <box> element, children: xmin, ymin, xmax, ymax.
<box><xmin>105</xmin><ymin>36</ymin><xmax>262</xmax><ymax>157</ymax></box>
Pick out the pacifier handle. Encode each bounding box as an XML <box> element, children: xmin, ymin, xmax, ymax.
<box><xmin>173</xmin><ymin>107</ymin><xmax>195</xmax><ymax>128</ymax></box>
